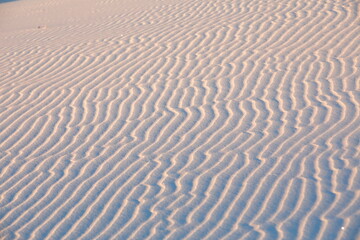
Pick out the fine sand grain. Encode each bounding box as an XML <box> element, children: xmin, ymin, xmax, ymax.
<box><xmin>0</xmin><ymin>0</ymin><xmax>359</xmax><ymax>239</ymax></box>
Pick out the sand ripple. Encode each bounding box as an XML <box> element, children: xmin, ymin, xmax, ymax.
<box><xmin>0</xmin><ymin>0</ymin><xmax>359</xmax><ymax>239</ymax></box>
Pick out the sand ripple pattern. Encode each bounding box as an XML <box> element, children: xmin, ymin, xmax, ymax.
<box><xmin>0</xmin><ymin>0</ymin><xmax>359</xmax><ymax>239</ymax></box>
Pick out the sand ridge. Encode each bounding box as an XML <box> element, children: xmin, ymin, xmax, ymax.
<box><xmin>0</xmin><ymin>0</ymin><xmax>359</xmax><ymax>239</ymax></box>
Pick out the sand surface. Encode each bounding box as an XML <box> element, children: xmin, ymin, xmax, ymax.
<box><xmin>0</xmin><ymin>0</ymin><xmax>359</xmax><ymax>239</ymax></box>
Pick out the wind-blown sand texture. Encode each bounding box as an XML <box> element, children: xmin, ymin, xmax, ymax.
<box><xmin>1</xmin><ymin>0</ymin><xmax>360</xmax><ymax>239</ymax></box>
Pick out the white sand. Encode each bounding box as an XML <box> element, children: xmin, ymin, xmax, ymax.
<box><xmin>0</xmin><ymin>0</ymin><xmax>359</xmax><ymax>239</ymax></box>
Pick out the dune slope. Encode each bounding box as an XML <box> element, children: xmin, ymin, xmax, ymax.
<box><xmin>0</xmin><ymin>0</ymin><xmax>359</xmax><ymax>239</ymax></box>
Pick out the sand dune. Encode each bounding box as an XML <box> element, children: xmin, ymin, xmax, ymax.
<box><xmin>0</xmin><ymin>0</ymin><xmax>359</xmax><ymax>239</ymax></box>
